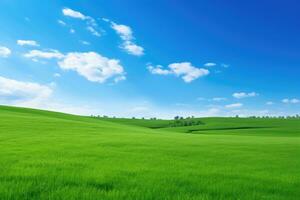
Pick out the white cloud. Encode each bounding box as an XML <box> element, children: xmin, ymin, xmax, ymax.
<box><xmin>282</xmin><ymin>98</ymin><xmax>289</xmax><ymax>103</ymax></box>
<box><xmin>110</xmin><ymin>21</ymin><xmax>144</xmax><ymax>56</ymax></box>
<box><xmin>212</xmin><ymin>97</ymin><xmax>227</xmax><ymax>101</ymax></box>
<box><xmin>24</xmin><ymin>49</ymin><xmax>64</xmax><ymax>60</ymax></box>
<box><xmin>70</xmin><ymin>29</ymin><xmax>75</xmax><ymax>34</ymax></box>
<box><xmin>58</xmin><ymin>20</ymin><xmax>66</xmax><ymax>26</ymax></box>
<box><xmin>225</xmin><ymin>103</ymin><xmax>243</xmax><ymax>108</ymax></box>
<box><xmin>148</xmin><ymin>62</ymin><xmax>209</xmax><ymax>83</ymax></box>
<box><xmin>102</xmin><ymin>18</ymin><xmax>110</xmax><ymax>22</ymax></box>
<box><xmin>62</xmin><ymin>8</ymin><xmax>100</xmax><ymax>37</ymax></box>
<box><xmin>204</xmin><ymin>62</ymin><xmax>216</xmax><ymax>67</ymax></box>
<box><xmin>17</xmin><ymin>40</ymin><xmax>39</xmax><ymax>47</ymax></box>
<box><xmin>114</xmin><ymin>75</ymin><xmax>126</xmax><ymax>83</ymax></box>
<box><xmin>233</xmin><ymin>92</ymin><xmax>258</xmax><ymax>99</ymax></box>
<box><xmin>221</xmin><ymin>63</ymin><xmax>229</xmax><ymax>68</ymax></box>
<box><xmin>121</xmin><ymin>41</ymin><xmax>144</xmax><ymax>56</ymax></box>
<box><xmin>0</xmin><ymin>76</ymin><xmax>52</xmax><ymax>107</ymax></box>
<box><xmin>58</xmin><ymin>52</ymin><xmax>125</xmax><ymax>83</ymax></box>
<box><xmin>0</xmin><ymin>76</ymin><xmax>101</xmax><ymax>115</ymax></box>
<box><xmin>86</xmin><ymin>26</ymin><xmax>101</xmax><ymax>37</ymax></box>
<box><xmin>80</xmin><ymin>40</ymin><xmax>90</xmax><ymax>45</ymax></box>
<box><xmin>266</xmin><ymin>101</ymin><xmax>274</xmax><ymax>105</ymax></box>
<box><xmin>111</xmin><ymin>23</ymin><xmax>133</xmax><ymax>40</ymax></box>
<box><xmin>54</xmin><ymin>73</ymin><xmax>61</xmax><ymax>78</ymax></box>
<box><xmin>0</xmin><ymin>46</ymin><xmax>11</xmax><ymax>57</ymax></box>
<box><xmin>147</xmin><ymin>65</ymin><xmax>171</xmax><ymax>75</ymax></box>
<box><xmin>169</xmin><ymin>63</ymin><xmax>209</xmax><ymax>82</ymax></box>
<box><xmin>291</xmin><ymin>99</ymin><xmax>300</xmax><ymax>104</ymax></box>
<box><xmin>282</xmin><ymin>98</ymin><xmax>299</xmax><ymax>104</ymax></box>
<box><xmin>24</xmin><ymin>49</ymin><xmax>126</xmax><ymax>84</ymax></box>
<box><xmin>62</xmin><ymin>8</ymin><xmax>87</xmax><ymax>20</ymax></box>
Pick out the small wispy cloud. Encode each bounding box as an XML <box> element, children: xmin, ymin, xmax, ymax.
<box><xmin>111</xmin><ymin>22</ymin><xmax>133</xmax><ymax>40</ymax></box>
<box><xmin>233</xmin><ymin>92</ymin><xmax>258</xmax><ymax>99</ymax></box>
<box><xmin>282</xmin><ymin>98</ymin><xmax>299</xmax><ymax>104</ymax></box>
<box><xmin>212</xmin><ymin>97</ymin><xmax>227</xmax><ymax>101</ymax></box>
<box><xmin>80</xmin><ymin>40</ymin><xmax>90</xmax><ymax>45</ymax></box>
<box><xmin>69</xmin><ymin>29</ymin><xmax>75</xmax><ymax>34</ymax></box>
<box><xmin>86</xmin><ymin>26</ymin><xmax>101</xmax><ymax>37</ymax></box>
<box><xmin>54</xmin><ymin>73</ymin><xmax>61</xmax><ymax>78</ymax></box>
<box><xmin>225</xmin><ymin>103</ymin><xmax>243</xmax><ymax>108</ymax></box>
<box><xmin>221</xmin><ymin>63</ymin><xmax>229</xmax><ymax>68</ymax></box>
<box><xmin>58</xmin><ymin>20</ymin><xmax>66</xmax><ymax>26</ymax></box>
<box><xmin>148</xmin><ymin>62</ymin><xmax>209</xmax><ymax>83</ymax></box>
<box><xmin>109</xmin><ymin>21</ymin><xmax>144</xmax><ymax>56</ymax></box>
<box><xmin>121</xmin><ymin>41</ymin><xmax>144</xmax><ymax>56</ymax></box>
<box><xmin>17</xmin><ymin>40</ymin><xmax>40</xmax><ymax>47</ymax></box>
<box><xmin>62</xmin><ymin>8</ymin><xmax>87</xmax><ymax>20</ymax></box>
<box><xmin>24</xmin><ymin>49</ymin><xmax>64</xmax><ymax>60</ymax></box>
<box><xmin>0</xmin><ymin>46</ymin><xmax>11</xmax><ymax>57</ymax></box>
<box><xmin>204</xmin><ymin>62</ymin><xmax>216</xmax><ymax>67</ymax></box>
<box><xmin>62</xmin><ymin>8</ymin><xmax>101</xmax><ymax>37</ymax></box>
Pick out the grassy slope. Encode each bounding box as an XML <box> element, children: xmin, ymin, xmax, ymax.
<box><xmin>0</xmin><ymin>105</ymin><xmax>300</xmax><ymax>200</ymax></box>
<box><xmin>101</xmin><ymin>116</ymin><xmax>300</xmax><ymax>136</ymax></box>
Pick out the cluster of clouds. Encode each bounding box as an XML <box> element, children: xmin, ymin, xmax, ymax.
<box><xmin>62</xmin><ymin>8</ymin><xmax>101</xmax><ymax>37</ymax></box>
<box><xmin>60</xmin><ymin>8</ymin><xmax>144</xmax><ymax>56</ymax></box>
<box><xmin>1</xmin><ymin>7</ymin><xmax>214</xmax><ymax>84</ymax></box>
<box><xmin>147</xmin><ymin>62</ymin><xmax>209</xmax><ymax>83</ymax></box>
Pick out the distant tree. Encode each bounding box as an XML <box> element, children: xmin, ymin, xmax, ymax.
<box><xmin>174</xmin><ymin>116</ymin><xmax>179</xmax><ymax>120</ymax></box>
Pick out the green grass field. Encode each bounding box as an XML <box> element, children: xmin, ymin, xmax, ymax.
<box><xmin>0</xmin><ymin>105</ymin><xmax>299</xmax><ymax>200</ymax></box>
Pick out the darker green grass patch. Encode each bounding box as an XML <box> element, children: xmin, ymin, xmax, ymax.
<box><xmin>187</xmin><ymin>126</ymin><xmax>272</xmax><ymax>133</ymax></box>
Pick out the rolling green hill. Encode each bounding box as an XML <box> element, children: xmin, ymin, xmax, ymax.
<box><xmin>0</xmin><ymin>105</ymin><xmax>299</xmax><ymax>200</ymax></box>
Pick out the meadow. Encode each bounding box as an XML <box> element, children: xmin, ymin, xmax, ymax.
<box><xmin>0</xmin><ymin>105</ymin><xmax>299</xmax><ymax>200</ymax></box>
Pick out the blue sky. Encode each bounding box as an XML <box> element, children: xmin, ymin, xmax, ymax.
<box><xmin>0</xmin><ymin>0</ymin><xmax>299</xmax><ymax>118</ymax></box>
